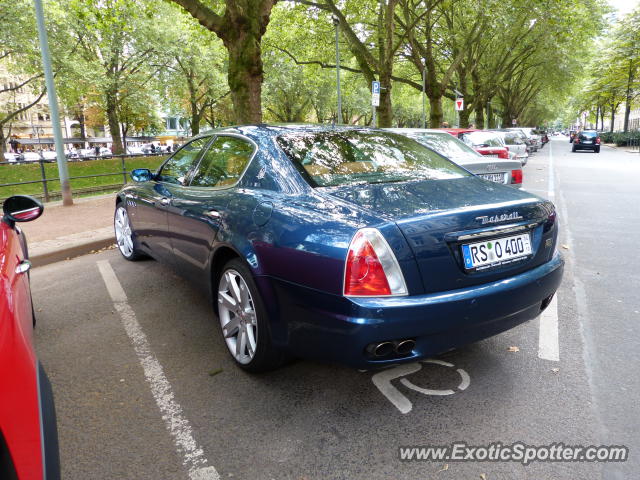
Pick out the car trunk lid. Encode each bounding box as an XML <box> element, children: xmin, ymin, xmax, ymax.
<box><xmin>324</xmin><ymin>177</ymin><xmax>557</xmax><ymax>293</ymax></box>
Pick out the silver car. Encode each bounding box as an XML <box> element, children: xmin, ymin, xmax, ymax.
<box><xmin>507</xmin><ymin>128</ymin><xmax>541</xmax><ymax>152</ymax></box>
<box><xmin>387</xmin><ymin>128</ymin><xmax>523</xmax><ymax>187</ymax></box>
<box><xmin>490</xmin><ymin>130</ymin><xmax>529</xmax><ymax>166</ymax></box>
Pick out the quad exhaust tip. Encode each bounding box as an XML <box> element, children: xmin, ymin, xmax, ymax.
<box><xmin>367</xmin><ymin>339</ymin><xmax>416</xmax><ymax>358</ymax></box>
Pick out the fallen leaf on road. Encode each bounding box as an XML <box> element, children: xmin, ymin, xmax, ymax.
<box><xmin>480</xmin><ymin>474</ymin><xmax>487</xmax><ymax>480</ymax></box>
<box><xmin>438</xmin><ymin>464</ymin><xmax>449</xmax><ymax>472</ymax></box>
<box><xmin>551</xmin><ymin>368</ymin><xmax>560</xmax><ymax>373</ymax></box>
<box><xmin>208</xmin><ymin>368</ymin><xmax>223</xmax><ymax>377</ymax></box>
<box><xmin>507</xmin><ymin>346</ymin><xmax>520</xmax><ymax>352</ymax></box>
<box><xmin>561</xmin><ymin>244</ymin><xmax>569</xmax><ymax>249</ymax></box>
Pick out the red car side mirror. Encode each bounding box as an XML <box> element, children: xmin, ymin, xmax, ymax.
<box><xmin>2</xmin><ymin>195</ymin><xmax>44</xmax><ymax>227</ymax></box>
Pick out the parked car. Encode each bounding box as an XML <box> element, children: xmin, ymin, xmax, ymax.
<box><xmin>41</xmin><ymin>150</ymin><xmax>57</xmax><ymax>162</ymax></box>
<box><xmin>507</xmin><ymin>128</ymin><xmax>538</xmax><ymax>152</ymax></box>
<box><xmin>0</xmin><ymin>195</ymin><xmax>60</xmax><ymax>479</ymax></box>
<box><xmin>126</xmin><ymin>146</ymin><xmax>144</xmax><ymax>155</ymax></box>
<box><xmin>387</xmin><ymin>128</ymin><xmax>523</xmax><ymax>186</ymax></box>
<box><xmin>114</xmin><ymin>125</ymin><xmax>563</xmax><ymax>372</ymax></box>
<box><xmin>22</xmin><ymin>151</ymin><xmax>42</xmax><ymax>162</ymax></box>
<box><xmin>489</xmin><ymin>129</ymin><xmax>529</xmax><ymax>166</ymax></box>
<box><xmin>572</xmin><ymin>130</ymin><xmax>600</xmax><ymax>153</ymax></box>
<box><xmin>512</xmin><ymin>127</ymin><xmax>542</xmax><ymax>151</ymax></box>
<box><xmin>98</xmin><ymin>146</ymin><xmax>113</xmax><ymax>158</ymax></box>
<box><xmin>533</xmin><ymin>129</ymin><xmax>549</xmax><ymax>144</ymax></box>
<box><xmin>2</xmin><ymin>152</ymin><xmax>24</xmax><ymax>163</ymax></box>
<box><xmin>457</xmin><ymin>130</ymin><xmax>511</xmax><ymax>160</ymax></box>
<box><xmin>78</xmin><ymin>148</ymin><xmax>95</xmax><ymax>159</ymax></box>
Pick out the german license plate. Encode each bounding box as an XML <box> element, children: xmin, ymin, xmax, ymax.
<box><xmin>478</xmin><ymin>173</ymin><xmax>506</xmax><ymax>183</ymax></box>
<box><xmin>582</xmin><ymin>140</ymin><xmax>592</xmax><ymax>144</ymax></box>
<box><xmin>462</xmin><ymin>233</ymin><xmax>532</xmax><ymax>270</ymax></box>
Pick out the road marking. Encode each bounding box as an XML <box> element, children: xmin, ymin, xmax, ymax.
<box><xmin>97</xmin><ymin>260</ymin><xmax>219</xmax><ymax>480</ymax></box>
<box><xmin>538</xmin><ymin>295</ymin><xmax>560</xmax><ymax>361</ymax></box>
<box><xmin>547</xmin><ymin>139</ymin><xmax>555</xmax><ymax>199</ymax></box>
<box><xmin>371</xmin><ymin>360</ymin><xmax>470</xmax><ymax>414</ymax></box>
<box><xmin>536</xmin><ymin>140</ymin><xmax>560</xmax><ymax>362</ymax></box>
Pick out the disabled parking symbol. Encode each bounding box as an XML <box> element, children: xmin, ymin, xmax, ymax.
<box><xmin>371</xmin><ymin>359</ymin><xmax>470</xmax><ymax>414</ymax></box>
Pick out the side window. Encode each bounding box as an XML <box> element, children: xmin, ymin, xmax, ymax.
<box><xmin>157</xmin><ymin>137</ymin><xmax>210</xmax><ymax>185</ymax></box>
<box><xmin>190</xmin><ymin>136</ymin><xmax>254</xmax><ymax>188</ymax></box>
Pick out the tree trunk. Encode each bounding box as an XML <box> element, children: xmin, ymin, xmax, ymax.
<box><xmin>428</xmin><ymin>95</ymin><xmax>443</xmax><ymax>128</ymax></box>
<box><xmin>377</xmin><ymin>78</ymin><xmax>393</xmax><ymax>127</ymax></box>
<box><xmin>624</xmin><ymin>60</ymin><xmax>634</xmax><ymax>133</ymax></box>
<box><xmin>106</xmin><ymin>94</ymin><xmax>124</xmax><ymax>154</ymax></box>
<box><xmin>191</xmin><ymin>100</ymin><xmax>201</xmax><ymax>136</ymax></box>
<box><xmin>474</xmin><ymin>101</ymin><xmax>484</xmax><ymax>129</ymax></box>
<box><xmin>224</xmin><ymin>31</ymin><xmax>264</xmax><ymax>124</ymax></box>
<box><xmin>458</xmin><ymin>108</ymin><xmax>470</xmax><ymax>128</ymax></box>
<box><xmin>0</xmin><ymin>127</ymin><xmax>6</xmax><ymax>162</ymax></box>
<box><xmin>610</xmin><ymin>103</ymin><xmax>616</xmax><ymax>132</ymax></box>
<box><xmin>487</xmin><ymin>100</ymin><xmax>496</xmax><ymax>128</ymax></box>
<box><xmin>599</xmin><ymin>106</ymin><xmax>605</xmax><ymax>131</ymax></box>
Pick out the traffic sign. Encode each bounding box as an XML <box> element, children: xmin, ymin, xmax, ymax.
<box><xmin>512</xmin><ymin>119</ymin><xmax>517</xmax><ymax>125</ymax></box>
<box><xmin>372</xmin><ymin>81</ymin><xmax>380</xmax><ymax>107</ymax></box>
<box><xmin>455</xmin><ymin>98</ymin><xmax>464</xmax><ymax>111</ymax></box>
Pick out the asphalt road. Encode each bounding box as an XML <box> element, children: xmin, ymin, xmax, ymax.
<box><xmin>31</xmin><ymin>136</ymin><xmax>638</xmax><ymax>480</ymax></box>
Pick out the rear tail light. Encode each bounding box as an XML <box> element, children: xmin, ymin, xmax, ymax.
<box><xmin>344</xmin><ymin>228</ymin><xmax>408</xmax><ymax>297</ymax></box>
<box><xmin>498</xmin><ymin>149</ymin><xmax>509</xmax><ymax>159</ymax></box>
<box><xmin>575</xmin><ymin>138</ymin><xmax>580</xmax><ymax>144</ymax></box>
<box><xmin>596</xmin><ymin>137</ymin><xmax>601</xmax><ymax>144</ymax></box>
<box><xmin>511</xmin><ymin>169</ymin><xmax>523</xmax><ymax>184</ymax></box>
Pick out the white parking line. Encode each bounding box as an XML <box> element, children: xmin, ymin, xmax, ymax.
<box><xmin>97</xmin><ymin>260</ymin><xmax>219</xmax><ymax>480</ymax></box>
<box><xmin>538</xmin><ymin>141</ymin><xmax>560</xmax><ymax>362</ymax></box>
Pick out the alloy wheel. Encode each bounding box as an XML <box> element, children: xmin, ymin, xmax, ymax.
<box><xmin>114</xmin><ymin>206</ymin><xmax>134</xmax><ymax>258</ymax></box>
<box><xmin>218</xmin><ymin>269</ymin><xmax>258</xmax><ymax>364</ymax></box>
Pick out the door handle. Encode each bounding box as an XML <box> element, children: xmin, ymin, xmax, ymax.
<box><xmin>205</xmin><ymin>210</ymin><xmax>221</xmax><ymax>218</ymax></box>
<box><xmin>160</xmin><ymin>197</ymin><xmax>171</xmax><ymax>206</ymax></box>
<box><xmin>16</xmin><ymin>259</ymin><xmax>31</xmax><ymax>274</ymax></box>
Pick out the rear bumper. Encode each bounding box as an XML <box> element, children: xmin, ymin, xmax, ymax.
<box><xmin>264</xmin><ymin>252</ymin><xmax>564</xmax><ymax>368</ymax></box>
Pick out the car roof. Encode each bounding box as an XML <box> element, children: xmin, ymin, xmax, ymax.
<box><xmin>190</xmin><ymin>124</ymin><xmax>386</xmax><ymax>143</ymax></box>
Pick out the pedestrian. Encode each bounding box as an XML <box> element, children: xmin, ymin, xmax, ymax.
<box><xmin>150</xmin><ymin>144</ymin><xmax>156</xmax><ymax>154</ymax></box>
<box><xmin>441</xmin><ymin>121</ymin><xmax>450</xmax><ymax>128</ymax></box>
<box><xmin>94</xmin><ymin>145</ymin><xmax>100</xmax><ymax>157</ymax></box>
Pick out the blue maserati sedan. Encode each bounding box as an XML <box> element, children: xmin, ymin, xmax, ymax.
<box><xmin>114</xmin><ymin>125</ymin><xmax>563</xmax><ymax>371</ymax></box>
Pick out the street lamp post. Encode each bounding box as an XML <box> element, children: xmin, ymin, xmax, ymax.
<box><xmin>33</xmin><ymin>0</ymin><xmax>73</xmax><ymax>205</ymax></box>
<box><xmin>333</xmin><ymin>15</ymin><xmax>342</xmax><ymax>124</ymax></box>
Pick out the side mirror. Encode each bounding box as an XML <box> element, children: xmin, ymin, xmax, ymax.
<box><xmin>131</xmin><ymin>168</ymin><xmax>154</xmax><ymax>182</ymax></box>
<box><xmin>3</xmin><ymin>195</ymin><xmax>44</xmax><ymax>226</ymax></box>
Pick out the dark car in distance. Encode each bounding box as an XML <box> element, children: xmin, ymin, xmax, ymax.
<box><xmin>114</xmin><ymin>125</ymin><xmax>563</xmax><ymax>372</ymax></box>
<box><xmin>572</xmin><ymin>130</ymin><xmax>600</xmax><ymax>153</ymax></box>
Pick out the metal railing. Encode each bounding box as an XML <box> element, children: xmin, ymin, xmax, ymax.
<box><xmin>627</xmin><ymin>138</ymin><xmax>640</xmax><ymax>152</ymax></box>
<box><xmin>0</xmin><ymin>153</ymin><xmax>166</xmax><ymax>202</ymax></box>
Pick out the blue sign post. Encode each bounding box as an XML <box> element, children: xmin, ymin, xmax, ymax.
<box><xmin>372</xmin><ymin>81</ymin><xmax>380</xmax><ymax>127</ymax></box>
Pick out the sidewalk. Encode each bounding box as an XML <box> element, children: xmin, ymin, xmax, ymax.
<box><xmin>21</xmin><ymin>194</ymin><xmax>117</xmax><ymax>267</ymax></box>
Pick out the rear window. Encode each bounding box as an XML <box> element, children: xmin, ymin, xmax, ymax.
<box><xmin>277</xmin><ymin>130</ymin><xmax>469</xmax><ymax>188</ymax></box>
<box><xmin>409</xmin><ymin>132</ymin><xmax>481</xmax><ymax>162</ymax></box>
<box><xmin>460</xmin><ymin>132</ymin><xmax>503</xmax><ymax>148</ymax></box>
<box><xmin>580</xmin><ymin>131</ymin><xmax>598</xmax><ymax>138</ymax></box>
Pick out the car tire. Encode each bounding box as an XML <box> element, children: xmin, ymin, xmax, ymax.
<box><xmin>114</xmin><ymin>204</ymin><xmax>145</xmax><ymax>261</ymax></box>
<box><xmin>595</xmin><ymin>147</ymin><xmax>600</xmax><ymax>153</ymax></box>
<box><xmin>572</xmin><ymin>146</ymin><xmax>576</xmax><ymax>152</ymax></box>
<box><xmin>216</xmin><ymin>258</ymin><xmax>283</xmax><ymax>372</ymax></box>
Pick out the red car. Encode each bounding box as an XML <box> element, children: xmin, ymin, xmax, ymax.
<box><xmin>0</xmin><ymin>195</ymin><xmax>60</xmax><ymax>479</ymax></box>
<box><xmin>439</xmin><ymin>128</ymin><xmax>510</xmax><ymax>160</ymax></box>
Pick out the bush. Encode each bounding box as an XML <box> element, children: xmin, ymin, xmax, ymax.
<box><xmin>599</xmin><ymin>131</ymin><xmax>640</xmax><ymax>146</ymax></box>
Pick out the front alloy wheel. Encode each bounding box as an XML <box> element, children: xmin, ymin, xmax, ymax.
<box><xmin>114</xmin><ymin>205</ymin><xmax>142</xmax><ymax>260</ymax></box>
<box><xmin>217</xmin><ymin>259</ymin><xmax>283</xmax><ymax>372</ymax></box>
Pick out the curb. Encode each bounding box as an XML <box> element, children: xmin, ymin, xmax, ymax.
<box><xmin>29</xmin><ymin>227</ymin><xmax>115</xmax><ymax>267</ymax></box>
